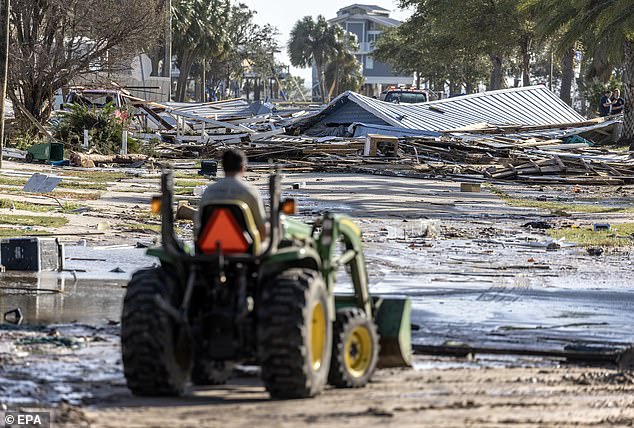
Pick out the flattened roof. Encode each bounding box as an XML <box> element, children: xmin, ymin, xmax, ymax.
<box><xmin>301</xmin><ymin>86</ymin><xmax>585</xmax><ymax>132</ymax></box>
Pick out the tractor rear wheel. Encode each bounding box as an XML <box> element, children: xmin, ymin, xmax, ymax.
<box><xmin>121</xmin><ymin>267</ymin><xmax>191</xmax><ymax>396</ymax></box>
<box><xmin>328</xmin><ymin>308</ymin><xmax>379</xmax><ymax>388</ymax></box>
<box><xmin>191</xmin><ymin>360</ymin><xmax>233</xmax><ymax>386</ymax></box>
<box><xmin>259</xmin><ymin>268</ymin><xmax>332</xmax><ymax>398</ymax></box>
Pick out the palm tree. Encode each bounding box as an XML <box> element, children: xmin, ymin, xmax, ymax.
<box><xmin>288</xmin><ymin>15</ymin><xmax>352</xmax><ymax>103</ymax></box>
<box><xmin>172</xmin><ymin>0</ymin><xmax>231</xmax><ymax>101</ymax></box>
<box><xmin>524</xmin><ymin>0</ymin><xmax>634</xmax><ymax>146</ymax></box>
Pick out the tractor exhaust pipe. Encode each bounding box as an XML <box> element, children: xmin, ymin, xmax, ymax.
<box><xmin>160</xmin><ymin>169</ymin><xmax>183</xmax><ymax>256</ymax></box>
<box><xmin>265</xmin><ymin>172</ymin><xmax>281</xmax><ymax>255</ymax></box>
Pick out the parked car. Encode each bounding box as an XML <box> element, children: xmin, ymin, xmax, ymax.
<box><xmin>380</xmin><ymin>88</ymin><xmax>428</xmax><ymax>104</ymax></box>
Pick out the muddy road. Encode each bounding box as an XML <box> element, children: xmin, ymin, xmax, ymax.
<box><xmin>0</xmin><ymin>167</ymin><xmax>633</xmax><ymax>426</ymax></box>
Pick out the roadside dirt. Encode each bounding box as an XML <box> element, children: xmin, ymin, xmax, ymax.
<box><xmin>81</xmin><ymin>364</ymin><xmax>634</xmax><ymax>428</ymax></box>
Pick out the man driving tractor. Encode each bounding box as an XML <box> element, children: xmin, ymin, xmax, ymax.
<box><xmin>197</xmin><ymin>149</ymin><xmax>267</xmax><ymax>241</ymax></box>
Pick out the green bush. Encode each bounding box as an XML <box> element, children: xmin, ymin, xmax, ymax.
<box><xmin>53</xmin><ymin>103</ymin><xmax>138</xmax><ymax>155</ymax></box>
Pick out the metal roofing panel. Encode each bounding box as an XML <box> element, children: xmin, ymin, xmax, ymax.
<box><xmin>163</xmin><ymin>99</ymin><xmax>257</xmax><ymax>120</ymax></box>
<box><xmin>312</xmin><ymin>86</ymin><xmax>586</xmax><ymax>132</ymax></box>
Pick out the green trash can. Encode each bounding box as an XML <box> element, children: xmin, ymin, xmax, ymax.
<box><xmin>26</xmin><ymin>142</ymin><xmax>64</xmax><ymax>163</ymax></box>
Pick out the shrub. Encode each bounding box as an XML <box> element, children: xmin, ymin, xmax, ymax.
<box><xmin>53</xmin><ymin>103</ymin><xmax>137</xmax><ymax>155</ymax></box>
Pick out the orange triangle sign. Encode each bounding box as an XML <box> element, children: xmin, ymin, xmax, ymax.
<box><xmin>198</xmin><ymin>208</ymin><xmax>250</xmax><ymax>254</ymax></box>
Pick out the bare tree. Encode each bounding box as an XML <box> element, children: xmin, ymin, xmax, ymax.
<box><xmin>8</xmin><ymin>0</ymin><xmax>162</xmax><ymax>125</ymax></box>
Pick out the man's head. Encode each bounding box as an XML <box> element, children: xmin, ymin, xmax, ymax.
<box><xmin>222</xmin><ymin>149</ymin><xmax>247</xmax><ymax>177</ymax></box>
<box><xmin>605</xmin><ymin>90</ymin><xmax>612</xmax><ymax>96</ymax></box>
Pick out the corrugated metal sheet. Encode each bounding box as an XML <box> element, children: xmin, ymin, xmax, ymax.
<box><xmin>302</xmin><ymin>86</ymin><xmax>586</xmax><ymax>133</ymax></box>
<box><xmin>352</xmin><ymin>123</ymin><xmax>441</xmax><ymax>138</ymax></box>
<box><xmin>163</xmin><ymin>99</ymin><xmax>270</xmax><ymax>120</ymax></box>
<box><xmin>314</xmin><ymin>102</ymin><xmax>389</xmax><ymax>127</ymax></box>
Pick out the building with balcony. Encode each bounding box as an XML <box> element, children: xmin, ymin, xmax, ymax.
<box><xmin>313</xmin><ymin>4</ymin><xmax>413</xmax><ymax>100</ymax></box>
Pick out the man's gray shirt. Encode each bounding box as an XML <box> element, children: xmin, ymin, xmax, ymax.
<box><xmin>197</xmin><ymin>176</ymin><xmax>267</xmax><ymax>239</ymax></box>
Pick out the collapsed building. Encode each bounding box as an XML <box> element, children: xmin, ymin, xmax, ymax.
<box><xmin>290</xmin><ymin>86</ymin><xmax>617</xmax><ymax>140</ymax></box>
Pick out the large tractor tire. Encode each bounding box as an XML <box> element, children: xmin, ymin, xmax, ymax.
<box><xmin>191</xmin><ymin>360</ymin><xmax>233</xmax><ymax>386</ymax></box>
<box><xmin>328</xmin><ymin>308</ymin><xmax>380</xmax><ymax>388</ymax></box>
<box><xmin>259</xmin><ymin>268</ymin><xmax>332</xmax><ymax>398</ymax></box>
<box><xmin>121</xmin><ymin>267</ymin><xmax>191</xmax><ymax>396</ymax></box>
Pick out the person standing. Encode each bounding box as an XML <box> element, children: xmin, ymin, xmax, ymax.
<box><xmin>611</xmin><ymin>89</ymin><xmax>625</xmax><ymax>114</ymax></box>
<box><xmin>599</xmin><ymin>90</ymin><xmax>613</xmax><ymax>116</ymax></box>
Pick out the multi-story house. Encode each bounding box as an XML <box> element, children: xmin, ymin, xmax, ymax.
<box><xmin>313</xmin><ymin>4</ymin><xmax>413</xmax><ymax>100</ymax></box>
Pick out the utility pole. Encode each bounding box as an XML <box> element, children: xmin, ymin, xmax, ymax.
<box><xmin>162</xmin><ymin>0</ymin><xmax>172</xmax><ymax>101</ymax></box>
<box><xmin>0</xmin><ymin>0</ymin><xmax>10</xmax><ymax>169</ymax></box>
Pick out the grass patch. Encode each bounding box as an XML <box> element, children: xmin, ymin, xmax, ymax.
<box><xmin>489</xmin><ymin>186</ymin><xmax>633</xmax><ymax>214</ymax></box>
<box><xmin>174</xmin><ymin>171</ymin><xmax>203</xmax><ymax>180</ymax></box>
<box><xmin>0</xmin><ymin>176</ymin><xmax>27</xmax><ymax>187</ymax></box>
<box><xmin>0</xmin><ymin>198</ymin><xmax>80</xmax><ymax>213</ymax></box>
<box><xmin>0</xmin><ymin>228</ymin><xmax>41</xmax><ymax>238</ymax></box>
<box><xmin>0</xmin><ymin>214</ymin><xmax>68</xmax><ymax>228</ymax></box>
<box><xmin>0</xmin><ymin>199</ymin><xmax>55</xmax><ymax>212</ymax></box>
<box><xmin>59</xmin><ymin>170</ymin><xmax>128</xmax><ymax>182</ymax></box>
<box><xmin>548</xmin><ymin>223</ymin><xmax>634</xmax><ymax>247</ymax></box>
<box><xmin>120</xmin><ymin>223</ymin><xmax>161</xmax><ymax>233</ymax></box>
<box><xmin>0</xmin><ymin>174</ymin><xmax>106</xmax><ymax>191</ymax></box>
<box><xmin>174</xmin><ymin>188</ymin><xmax>194</xmax><ymax>196</ymax></box>
<box><xmin>0</xmin><ymin>188</ymin><xmax>101</xmax><ymax>201</ymax></box>
<box><xmin>175</xmin><ymin>179</ymin><xmax>209</xmax><ymax>188</ymax></box>
<box><xmin>51</xmin><ymin>190</ymin><xmax>102</xmax><ymax>200</ymax></box>
<box><xmin>58</xmin><ymin>181</ymin><xmax>108</xmax><ymax>191</ymax></box>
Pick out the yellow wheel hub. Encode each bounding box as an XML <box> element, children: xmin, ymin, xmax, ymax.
<box><xmin>310</xmin><ymin>302</ymin><xmax>326</xmax><ymax>371</ymax></box>
<box><xmin>344</xmin><ymin>326</ymin><xmax>372</xmax><ymax>378</ymax></box>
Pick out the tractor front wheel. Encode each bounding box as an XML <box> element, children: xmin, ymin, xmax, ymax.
<box><xmin>121</xmin><ymin>267</ymin><xmax>191</xmax><ymax>396</ymax></box>
<box><xmin>328</xmin><ymin>308</ymin><xmax>379</xmax><ymax>388</ymax></box>
<box><xmin>259</xmin><ymin>268</ymin><xmax>332</xmax><ymax>398</ymax></box>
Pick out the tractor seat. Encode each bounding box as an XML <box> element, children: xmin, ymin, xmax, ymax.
<box><xmin>196</xmin><ymin>201</ymin><xmax>262</xmax><ymax>255</ymax></box>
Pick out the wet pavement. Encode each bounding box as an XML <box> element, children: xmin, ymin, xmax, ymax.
<box><xmin>0</xmin><ymin>173</ymin><xmax>633</xmax><ymax>408</ymax></box>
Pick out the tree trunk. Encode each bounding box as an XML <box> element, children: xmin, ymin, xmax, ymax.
<box><xmin>520</xmin><ymin>36</ymin><xmax>531</xmax><ymax>87</ymax></box>
<box><xmin>560</xmin><ymin>47</ymin><xmax>575</xmax><ymax>106</ymax></box>
<box><xmin>621</xmin><ymin>39</ymin><xmax>634</xmax><ymax>149</ymax></box>
<box><xmin>489</xmin><ymin>53</ymin><xmax>503</xmax><ymax>90</ymax></box>
<box><xmin>576</xmin><ymin>56</ymin><xmax>588</xmax><ymax>116</ymax></box>
<box><xmin>175</xmin><ymin>48</ymin><xmax>194</xmax><ymax>102</ymax></box>
<box><xmin>589</xmin><ymin>42</ymin><xmax>612</xmax><ymax>83</ymax></box>
<box><xmin>316</xmin><ymin>63</ymin><xmax>326</xmax><ymax>103</ymax></box>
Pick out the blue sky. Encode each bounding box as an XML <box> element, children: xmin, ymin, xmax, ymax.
<box><xmin>239</xmin><ymin>0</ymin><xmax>413</xmax><ymax>85</ymax></box>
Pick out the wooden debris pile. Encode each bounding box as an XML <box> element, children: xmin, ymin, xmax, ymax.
<box><xmin>231</xmin><ymin>133</ymin><xmax>634</xmax><ymax>185</ymax></box>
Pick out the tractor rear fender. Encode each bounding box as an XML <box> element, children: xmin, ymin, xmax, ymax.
<box><xmin>259</xmin><ymin>246</ymin><xmax>321</xmax><ymax>278</ymax></box>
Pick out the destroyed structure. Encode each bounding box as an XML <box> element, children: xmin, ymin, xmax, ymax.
<box><xmin>91</xmin><ymin>84</ymin><xmax>625</xmax><ymax>187</ymax></box>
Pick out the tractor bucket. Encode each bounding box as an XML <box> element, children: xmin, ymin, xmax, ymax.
<box><xmin>375</xmin><ymin>297</ymin><xmax>413</xmax><ymax>368</ymax></box>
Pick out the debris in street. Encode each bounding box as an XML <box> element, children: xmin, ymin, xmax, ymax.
<box><xmin>3</xmin><ymin>308</ymin><xmax>23</xmax><ymax>325</ymax></box>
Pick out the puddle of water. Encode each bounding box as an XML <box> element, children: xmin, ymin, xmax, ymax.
<box><xmin>0</xmin><ymin>246</ymin><xmax>156</xmax><ymax>325</ymax></box>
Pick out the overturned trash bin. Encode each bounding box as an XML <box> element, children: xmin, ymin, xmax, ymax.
<box><xmin>26</xmin><ymin>142</ymin><xmax>65</xmax><ymax>163</ymax></box>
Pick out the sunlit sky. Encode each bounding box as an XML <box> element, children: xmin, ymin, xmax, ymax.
<box><xmin>239</xmin><ymin>0</ymin><xmax>413</xmax><ymax>86</ymax></box>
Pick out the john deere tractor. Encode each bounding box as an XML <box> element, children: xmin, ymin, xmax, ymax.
<box><xmin>121</xmin><ymin>169</ymin><xmax>411</xmax><ymax>399</ymax></box>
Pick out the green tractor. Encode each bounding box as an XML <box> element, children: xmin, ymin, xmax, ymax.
<box><xmin>121</xmin><ymin>169</ymin><xmax>412</xmax><ymax>399</ymax></box>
